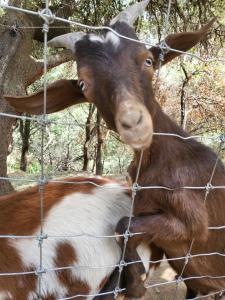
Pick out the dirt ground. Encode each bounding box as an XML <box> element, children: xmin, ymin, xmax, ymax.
<box><xmin>142</xmin><ymin>262</ymin><xmax>214</xmax><ymax>300</ymax></box>
<box><xmin>142</xmin><ymin>261</ymin><xmax>186</xmax><ymax>300</ymax></box>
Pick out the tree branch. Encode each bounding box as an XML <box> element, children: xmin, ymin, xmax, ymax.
<box><xmin>26</xmin><ymin>49</ymin><xmax>74</xmax><ymax>87</ymax></box>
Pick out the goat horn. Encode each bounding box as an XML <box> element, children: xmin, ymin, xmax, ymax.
<box><xmin>110</xmin><ymin>0</ymin><xmax>150</xmax><ymax>26</ymax></box>
<box><xmin>48</xmin><ymin>32</ymin><xmax>86</xmax><ymax>52</ymax></box>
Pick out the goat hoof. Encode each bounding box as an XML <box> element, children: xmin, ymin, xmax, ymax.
<box><xmin>141</xmin><ymin>273</ymin><xmax>147</xmax><ymax>282</ymax></box>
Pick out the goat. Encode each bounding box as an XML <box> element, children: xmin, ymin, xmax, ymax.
<box><xmin>0</xmin><ymin>176</ymin><xmax>152</xmax><ymax>299</ymax></box>
<box><xmin>5</xmin><ymin>0</ymin><xmax>224</xmax><ymax>299</ymax></box>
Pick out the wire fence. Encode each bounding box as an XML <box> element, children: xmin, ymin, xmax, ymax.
<box><xmin>0</xmin><ymin>0</ymin><xmax>225</xmax><ymax>300</ymax></box>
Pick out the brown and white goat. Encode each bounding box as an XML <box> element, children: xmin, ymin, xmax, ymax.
<box><xmin>5</xmin><ymin>0</ymin><xmax>224</xmax><ymax>298</ymax></box>
<box><xmin>0</xmin><ymin>176</ymin><xmax>152</xmax><ymax>300</ymax></box>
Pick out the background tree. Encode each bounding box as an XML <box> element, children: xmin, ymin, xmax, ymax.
<box><xmin>19</xmin><ymin>115</ymin><xmax>31</xmax><ymax>171</ymax></box>
<box><xmin>0</xmin><ymin>0</ymin><xmax>224</xmax><ymax>195</ymax></box>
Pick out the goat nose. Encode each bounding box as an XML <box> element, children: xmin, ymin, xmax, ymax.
<box><xmin>119</xmin><ymin>110</ymin><xmax>143</xmax><ymax>130</ymax></box>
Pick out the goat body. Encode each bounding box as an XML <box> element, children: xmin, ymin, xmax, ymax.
<box><xmin>0</xmin><ymin>177</ymin><xmax>151</xmax><ymax>300</ymax></box>
<box><xmin>122</xmin><ymin>108</ymin><xmax>225</xmax><ymax>296</ymax></box>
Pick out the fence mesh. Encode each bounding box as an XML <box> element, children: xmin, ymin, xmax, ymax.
<box><xmin>0</xmin><ymin>1</ymin><xmax>224</xmax><ymax>299</ymax></box>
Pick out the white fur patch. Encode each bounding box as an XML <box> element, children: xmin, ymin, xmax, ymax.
<box><xmin>160</xmin><ymin>266</ymin><xmax>176</xmax><ymax>282</ymax></box>
<box><xmin>27</xmin><ymin>291</ymin><xmax>39</xmax><ymax>300</ymax></box>
<box><xmin>88</xmin><ymin>32</ymin><xmax>120</xmax><ymax>49</ymax></box>
<box><xmin>10</xmin><ymin>183</ymin><xmax>131</xmax><ymax>299</ymax></box>
<box><xmin>89</xmin><ymin>34</ymin><xmax>104</xmax><ymax>43</ymax></box>
<box><xmin>137</xmin><ymin>242</ymin><xmax>151</xmax><ymax>274</ymax></box>
<box><xmin>105</xmin><ymin>31</ymin><xmax>120</xmax><ymax>48</ymax></box>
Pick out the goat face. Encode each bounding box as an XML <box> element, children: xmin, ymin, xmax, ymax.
<box><xmin>73</xmin><ymin>24</ymin><xmax>154</xmax><ymax>150</ymax></box>
<box><xmin>48</xmin><ymin>0</ymin><xmax>154</xmax><ymax>150</ymax></box>
<box><xmin>5</xmin><ymin>0</ymin><xmax>215</xmax><ymax>150</ymax></box>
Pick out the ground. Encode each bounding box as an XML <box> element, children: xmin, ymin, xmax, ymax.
<box><xmin>143</xmin><ymin>261</ymin><xmax>187</xmax><ymax>300</ymax></box>
<box><xmin>143</xmin><ymin>261</ymin><xmax>214</xmax><ymax>300</ymax></box>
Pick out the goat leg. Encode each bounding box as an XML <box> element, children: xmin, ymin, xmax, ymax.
<box><xmin>93</xmin><ymin>268</ymin><xmax>125</xmax><ymax>300</ymax></box>
<box><xmin>185</xmin><ymin>288</ymin><xmax>198</xmax><ymax>299</ymax></box>
<box><xmin>123</xmin><ymin>246</ymin><xmax>147</xmax><ymax>298</ymax></box>
<box><xmin>115</xmin><ymin>217</ymin><xmax>148</xmax><ymax>299</ymax></box>
<box><xmin>116</xmin><ymin>211</ymin><xmax>207</xmax><ymax>246</ymax></box>
<box><xmin>183</xmin><ymin>282</ymin><xmax>198</xmax><ymax>299</ymax></box>
<box><xmin>115</xmin><ymin>211</ymin><xmax>207</xmax><ymax>299</ymax></box>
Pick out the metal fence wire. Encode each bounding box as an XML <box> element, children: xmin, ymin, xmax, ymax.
<box><xmin>0</xmin><ymin>0</ymin><xmax>225</xmax><ymax>299</ymax></box>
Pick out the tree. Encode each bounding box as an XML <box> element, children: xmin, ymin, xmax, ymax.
<box><xmin>82</xmin><ymin>104</ymin><xmax>96</xmax><ymax>172</ymax></box>
<box><xmin>0</xmin><ymin>0</ymin><xmax>127</xmax><ymax>195</ymax></box>
<box><xmin>19</xmin><ymin>116</ymin><xmax>31</xmax><ymax>171</ymax></box>
<box><xmin>95</xmin><ymin>111</ymin><xmax>103</xmax><ymax>175</ymax></box>
<box><xmin>0</xmin><ymin>0</ymin><xmax>224</xmax><ymax>195</ymax></box>
<box><xmin>0</xmin><ymin>2</ymin><xmax>75</xmax><ymax>195</ymax></box>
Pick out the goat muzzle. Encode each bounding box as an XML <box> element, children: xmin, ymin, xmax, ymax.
<box><xmin>115</xmin><ymin>100</ymin><xmax>153</xmax><ymax>150</ymax></box>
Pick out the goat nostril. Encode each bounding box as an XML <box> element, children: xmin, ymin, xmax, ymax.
<box><xmin>120</xmin><ymin>111</ymin><xmax>143</xmax><ymax>130</ymax></box>
<box><xmin>121</xmin><ymin>121</ymin><xmax>132</xmax><ymax>130</ymax></box>
<box><xmin>137</xmin><ymin>114</ymin><xmax>143</xmax><ymax>125</ymax></box>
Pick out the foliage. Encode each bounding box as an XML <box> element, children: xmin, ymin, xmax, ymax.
<box><xmin>9</xmin><ymin>104</ymin><xmax>133</xmax><ymax>176</ymax></box>
<box><xmin>5</xmin><ymin>0</ymin><xmax>225</xmax><ymax>179</ymax></box>
<box><xmin>0</xmin><ymin>8</ymin><xmax>5</xmax><ymax>17</ymax></box>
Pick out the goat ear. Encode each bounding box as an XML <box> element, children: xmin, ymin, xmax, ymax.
<box><xmin>4</xmin><ymin>79</ymin><xmax>86</xmax><ymax>115</ymax></box>
<box><xmin>149</xmin><ymin>18</ymin><xmax>216</xmax><ymax>67</ymax></box>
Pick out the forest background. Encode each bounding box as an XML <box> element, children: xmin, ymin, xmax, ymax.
<box><xmin>0</xmin><ymin>0</ymin><xmax>224</xmax><ymax>195</ymax></box>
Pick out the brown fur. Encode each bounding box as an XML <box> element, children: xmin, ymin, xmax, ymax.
<box><xmin>119</xmin><ymin>110</ymin><xmax>225</xmax><ymax>296</ymax></box>
<box><xmin>54</xmin><ymin>242</ymin><xmax>90</xmax><ymax>298</ymax></box>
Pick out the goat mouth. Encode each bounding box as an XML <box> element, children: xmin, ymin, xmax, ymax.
<box><xmin>115</xmin><ymin>99</ymin><xmax>153</xmax><ymax>150</ymax></box>
<box><xmin>116</xmin><ymin>120</ymin><xmax>153</xmax><ymax>150</ymax></box>
<box><xmin>121</xmin><ymin>130</ymin><xmax>153</xmax><ymax>150</ymax></box>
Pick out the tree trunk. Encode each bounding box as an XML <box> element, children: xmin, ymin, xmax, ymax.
<box><xmin>95</xmin><ymin>112</ymin><xmax>103</xmax><ymax>175</ymax></box>
<box><xmin>0</xmin><ymin>13</ymin><xmax>24</xmax><ymax>195</ymax></box>
<box><xmin>82</xmin><ymin>104</ymin><xmax>95</xmax><ymax>171</ymax></box>
<box><xmin>180</xmin><ymin>84</ymin><xmax>186</xmax><ymax>129</ymax></box>
<box><xmin>0</xmin><ymin>111</ymin><xmax>15</xmax><ymax>195</ymax></box>
<box><xmin>0</xmin><ymin>6</ymin><xmax>75</xmax><ymax>196</ymax></box>
<box><xmin>180</xmin><ymin>65</ymin><xmax>188</xmax><ymax>129</ymax></box>
<box><xmin>19</xmin><ymin>117</ymin><xmax>31</xmax><ymax>172</ymax></box>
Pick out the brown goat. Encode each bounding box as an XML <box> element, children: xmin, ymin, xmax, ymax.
<box><xmin>5</xmin><ymin>0</ymin><xmax>224</xmax><ymax>299</ymax></box>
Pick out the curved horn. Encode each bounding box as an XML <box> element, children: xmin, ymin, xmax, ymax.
<box><xmin>48</xmin><ymin>32</ymin><xmax>86</xmax><ymax>52</ymax></box>
<box><xmin>110</xmin><ymin>0</ymin><xmax>150</xmax><ymax>26</ymax></box>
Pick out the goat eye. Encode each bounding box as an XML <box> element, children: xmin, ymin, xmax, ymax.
<box><xmin>79</xmin><ymin>80</ymin><xmax>86</xmax><ymax>92</ymax></box>
<box><xmin>144</xmin><ymin>58</ymin><xmax>153</xmax><ymax>67</ymax></box>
